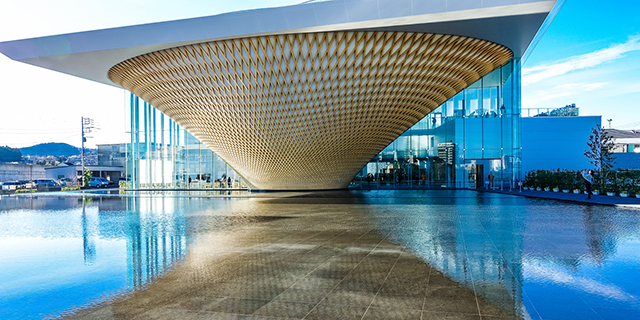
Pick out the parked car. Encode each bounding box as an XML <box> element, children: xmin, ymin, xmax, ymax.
<box><xmin>89</xmin><ymin>177</ymin><xmax>109</xmax><ymax>188</ymax></box>
<box><xmin>17</xmin><ymin>180</ymin><xmax>35</xmax><ymax>189</ymax></box>
<box><xmin>34</xmin><ymin>179</ymin><xmax>59</xmax><ymax>188</ymax></box>
<box><xmin>1</xmin><ymin>181</ymin><xmax>20</xmax><ymax>191</ymax></box>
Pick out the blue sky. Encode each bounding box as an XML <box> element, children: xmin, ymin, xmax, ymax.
<box><xmin>522</xmin><ymin>0</ymin><xmax>640</xmax><ymax>129</ymax></box>
<box><xmin>0</xmin><ymin>0</ymin><xmax>638</xmax><ymax>148</ymax></box>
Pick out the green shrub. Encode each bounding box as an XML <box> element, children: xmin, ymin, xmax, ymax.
<box><xmin>15</xmin><ymin>189</ymin><xmax>36</xmax><ymax>193</ymax></box>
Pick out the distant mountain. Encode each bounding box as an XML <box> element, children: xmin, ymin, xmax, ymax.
<box><xmin>20</xmin><ymin>143</ymin><xmax>82</xmax><ymax>157</ymax></box>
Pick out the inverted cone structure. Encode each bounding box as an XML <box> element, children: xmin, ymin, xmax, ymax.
<box><xmin>109</xmin><ymin>31</ymin><xmax>512</xmax><ymax>190</ymax></box>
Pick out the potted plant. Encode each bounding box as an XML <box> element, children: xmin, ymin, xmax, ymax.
<box><xmin>593</xmin><ymin>189</ymin><xmax>600</xmax><ymax>196</ymax></box>
<box><xmin>620</xmin><ymin>190</ymin><xmax>629</xmax><ymax>198</ymax></box>
<box><xmin>544</xmin><ymin>187</ymin><xmax>551</xmax><ymax>192</ymax></box>
<box><xmin>553</xmin><ymin>187</ymin><xmax>559</xmax><ymax>192</ymax></box>
<box><xmin>536</xmin><ymin>186</ymin><xmax>542</xmax><ymax>191</ymax></box>
<box><xmin>605</xmin><ymin>181</ymin><xmax>616</xmax><ymax>197</ymax></box>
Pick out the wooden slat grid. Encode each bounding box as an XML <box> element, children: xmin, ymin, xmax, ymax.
<box><xmin>109</xmin><ymin>31</ymin><xmax>512</xmax><ymax>190</ymax></box>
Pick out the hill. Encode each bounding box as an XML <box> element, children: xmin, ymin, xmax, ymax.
<box><xmin>0</xmin><ymin>146</ymin><xmax>22</xmax><ymax>162</ymax></box>
<box><xmin>20</xmin><ymin>143</ymin><xmax>82</xmax><ymax>157</ymax></box>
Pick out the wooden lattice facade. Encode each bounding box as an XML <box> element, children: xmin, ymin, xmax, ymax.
<box><xmin>109</xmin><ymin>31</ymin><xmax>513</xmax><ymax>190</ymax></box>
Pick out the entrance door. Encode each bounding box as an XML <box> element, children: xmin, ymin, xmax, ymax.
<box><xmin>475</xmin><ymin>164</ymin><xmax>484</xmax><ymax>188</ymax></box>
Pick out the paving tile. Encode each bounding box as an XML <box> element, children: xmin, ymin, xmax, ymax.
<box><xmin>252</xmin><ymin>301</ymin><xmax>316</xmax><ymax>318</ymax></box>
<box><xmin>309</xmin><ymin>267</ymin><xmax>352</xmax><ymax>280</ymax></box>
<box><xmin>322</xmin><ymin>290</ymin><xmax>377</xmax><ymax>306</ymax></box>
<box><xmin>165</xmin><ymin>294</ymin><xmax>227</xmax><ymax>312</ymax></box>
<box><xmin>291</xmin><ymin>277</ymin><xmax>341</xmax><ymax>290</ymax></box>
<box><xmin>370</xmin><ymin>294</ymin><xmax>424</xmax><ymax>310</ymax></box>
<box><xmin>421</xmin><ymin>311</ymin><xmax>481</xmax><ymax>320</ymax></box>
<box><xmin>271</xmin><ymin>288</ymin><xmax>333</xmax><ymax>304</ymax></box>
<box><xmin>422</xmin><ymin>286</ymin><xmax>479</xmax><ymax>314</ymax></box>
<box><xmin>362</xmin><ymin>307</ymin><xmax>422</xmax><ymax>320</ymax></box>
<box><xmin>476</xmin><ymin>296</ymin><xmax>516</xmax><ymax>317</ymax></box>
<box><xmin>132</xmin><ymin>307</ymin><xmax>200</xmax><ymax>320</ymax></box>
<box><xmin>194</xmin><ymin>311</ymin><xmax>250</xmax><ymax>319</ymax></box>
<box><xmin>304</xmin><ymin>304</ymin><xmax>368</xmax><ymax>320</ymax></box>
<box><xmin>204</xmin><ymin>298</ymin><xmax>271</xmax><ymax>315</ymax></box>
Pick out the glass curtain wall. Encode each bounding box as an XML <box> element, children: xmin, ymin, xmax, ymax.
<box><xmin>124</xmin><ymin>94</ymin><xmax>247</xmax><ymax>189</ymax></box>
<box><xmin>351</xmin><ymin>59</ymin><xmax>522</xmax><ymax>190</ymax></box>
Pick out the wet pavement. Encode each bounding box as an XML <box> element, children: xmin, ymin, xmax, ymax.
<box><xmin>487</xmin><ymin>188</ymin><xmax>640</xmax><ymax>209</ymax></box>
<box><xmin>1</xmin><ymin>190</ymin><xmax>640</xmax><ymax>319</ymax></box>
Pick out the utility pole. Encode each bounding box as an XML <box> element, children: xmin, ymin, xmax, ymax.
<box><xmin>81</xmin><ymin>117</ymin><xmax>85</xmax><ymax>187</ymax></box>
<box><xmin>81</xmin><ymin>117</ymin><xmax>96</xmax><ymax>187</ymax></box>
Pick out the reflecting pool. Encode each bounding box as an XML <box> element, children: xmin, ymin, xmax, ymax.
<box><xmin>0</xmin><ymin>191</ymin><xmax>639</xmax><ymax>319</ymax></box>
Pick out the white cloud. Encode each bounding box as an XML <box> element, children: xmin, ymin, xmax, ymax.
<box><xmin>523</xmin><ymin>36</ymin><xmax>640</xmax><ymax>86</ymax></box>
<box><xmin>524</xmin><ymin>261</ymin><xmax>634</xmax><ymax>301</ymax></box>
<box><xmin>552</xmin><ymin>82</ymin><xmax>607</xmax><ymax>91</ymax></box>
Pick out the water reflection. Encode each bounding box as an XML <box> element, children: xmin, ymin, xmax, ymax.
<box><xmin>125</xmin><ymin>197</ymin><xmax>187</xmax><ymax>288</ymax></box>
<box><xmin>0</xmin><ymin>196</ymin><xmax>188</xmax><ymax>319</ymax></box>
<box><xmin>1</xmin><ymin>192</ymin><xmax>639</xmax><ymax>320</ymax></box>
<box><xmin>361</xmin><ymin>194</ymin><xmax>640</xmax><ymax>320</ymax></box>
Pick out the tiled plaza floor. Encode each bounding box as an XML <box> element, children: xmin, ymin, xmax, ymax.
<box><xmin>63</xmin><ymin>195</ymin><xmax>513</xmax><ymax>320</ymax></box>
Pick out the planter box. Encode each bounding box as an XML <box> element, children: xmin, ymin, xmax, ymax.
<box><xmin>523</xmin><ymin>187</ymin><xmax>529</xmax><ymax>190</ymax></box>
<box><xmin>536</xmin><ymin>187</ymin><xmax>542</xmax><ymax>191</ymax></box>
<box><xmin>636</xmin><ymin>194</ymin><xmax>640</xmax><ymax>198</ymax></box>
<box><xmin>562</xmin><ymin>190</ymin><xmax>570</xmax><ymax>193</ymax></box>
<box><xmin>620</xmin><ymin>193</ymin><xmax>629</xmax><ymax>198</ymax></box>
<box><xmin>593</xmin><ymin>191</ymin><xmax>599</xmax><ymax>195</ymax></box>
<box><xmin>573</xmin><ymin>190</ymin><xmax>580</xmax><ymax>194</ymax></box>
<box><xmin>553</xmin><ymin>188</ymin><xmax>559</xmax><ymax>192</ymax></box>
<box><xmin>607</xmin><ymin>192</ymin><xmax>616</xmax><ymax>196</ymax></box>
<box><xmin>544</xmin><ymin>187</ymin><xmax>551</xmax><ymax>192</ymax></box>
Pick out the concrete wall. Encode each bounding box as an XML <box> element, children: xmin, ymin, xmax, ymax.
<box><xmin>0</xmin><ymin>163</ymin><xmax>46</xmax><ymax>182</ymax></box>
<box><xmin>522</xmin><ymin>116</ymin><xmax>601</xmax><ymax>176</ymax></box>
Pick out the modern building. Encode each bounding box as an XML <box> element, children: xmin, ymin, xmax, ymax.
<box><xmin>521</xmin><ymin>111</ymin><xmax>601</xmax><ymax>174</ymax></box>
<box><xmin>45</xmin><ymin>164</ymin><xmax>123</xmax><ymax>185</ymax></box>
<box><xmin>607</xmin><ymin>129</ymin><xmax>640</xmax><ymax>169</ymax></box>
<box><xmin>97</xmin><ymin>144</ymin><xmax>127</xmax><ymax>168</ymax></box>
<box><xmin>0</xmin><ymin>0</ymin><xmax>565</xmax><ymax>190</ymax></box>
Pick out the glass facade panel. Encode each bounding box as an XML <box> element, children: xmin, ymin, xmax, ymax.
<box><xmin>352</xmin><ymin>58</ymin><xmax>522</xmax><ymax>190</ymax></box>
<box><xmin>124</xmin><ymin>96</ymin><xmax>247</xmax><ymax>190</ymax></box>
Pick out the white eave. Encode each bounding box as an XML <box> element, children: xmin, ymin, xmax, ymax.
<box><xmin>0</xmin><ymin>0</ymin><xmax>559</xmax><ymax>87</ymax></box>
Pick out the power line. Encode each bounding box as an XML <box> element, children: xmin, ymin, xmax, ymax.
<box><xmin>617</xmin><ymin>120</ymin><xmax>640</xmax><ymax>129</ymax></box>
<box><xmin>0</xmin><ymin>128</ymin><xmax>78</xmax><ymax>133</ymax></box>
<box><xmin>4</xmin><ymin>134</ymin><xmax>81</xmax><ymax>147</ymax></box>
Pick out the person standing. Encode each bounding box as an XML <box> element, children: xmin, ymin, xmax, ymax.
<box><xmin>582</xmin><ymin>169</ymin><xmax>594</xmax><ymax>199</ymax></box>
<box><xmin>488</xmin><ymin>171</ymin><xmax>494</xmax><ymax>189</ymax></box>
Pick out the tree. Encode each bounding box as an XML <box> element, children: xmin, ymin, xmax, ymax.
<box><xmin>584</xmin><ymin>126</ymin><xmax>616</xmax><ymax>186</ymax></box>
<box><xmin>0</xmin><ymin>146</ymin><xmax>22</xmax><ymax>162</ymax></box>
<box><xmin>83</xmin><ymin>168</ymin><xmax>93</xmax><ymax>187</ymax></box>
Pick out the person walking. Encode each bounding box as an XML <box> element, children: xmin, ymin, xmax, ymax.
<box><xmin>581</xmin><ymin>169</ymin><xmax>594</xmax><ymax>199</ymax></box>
